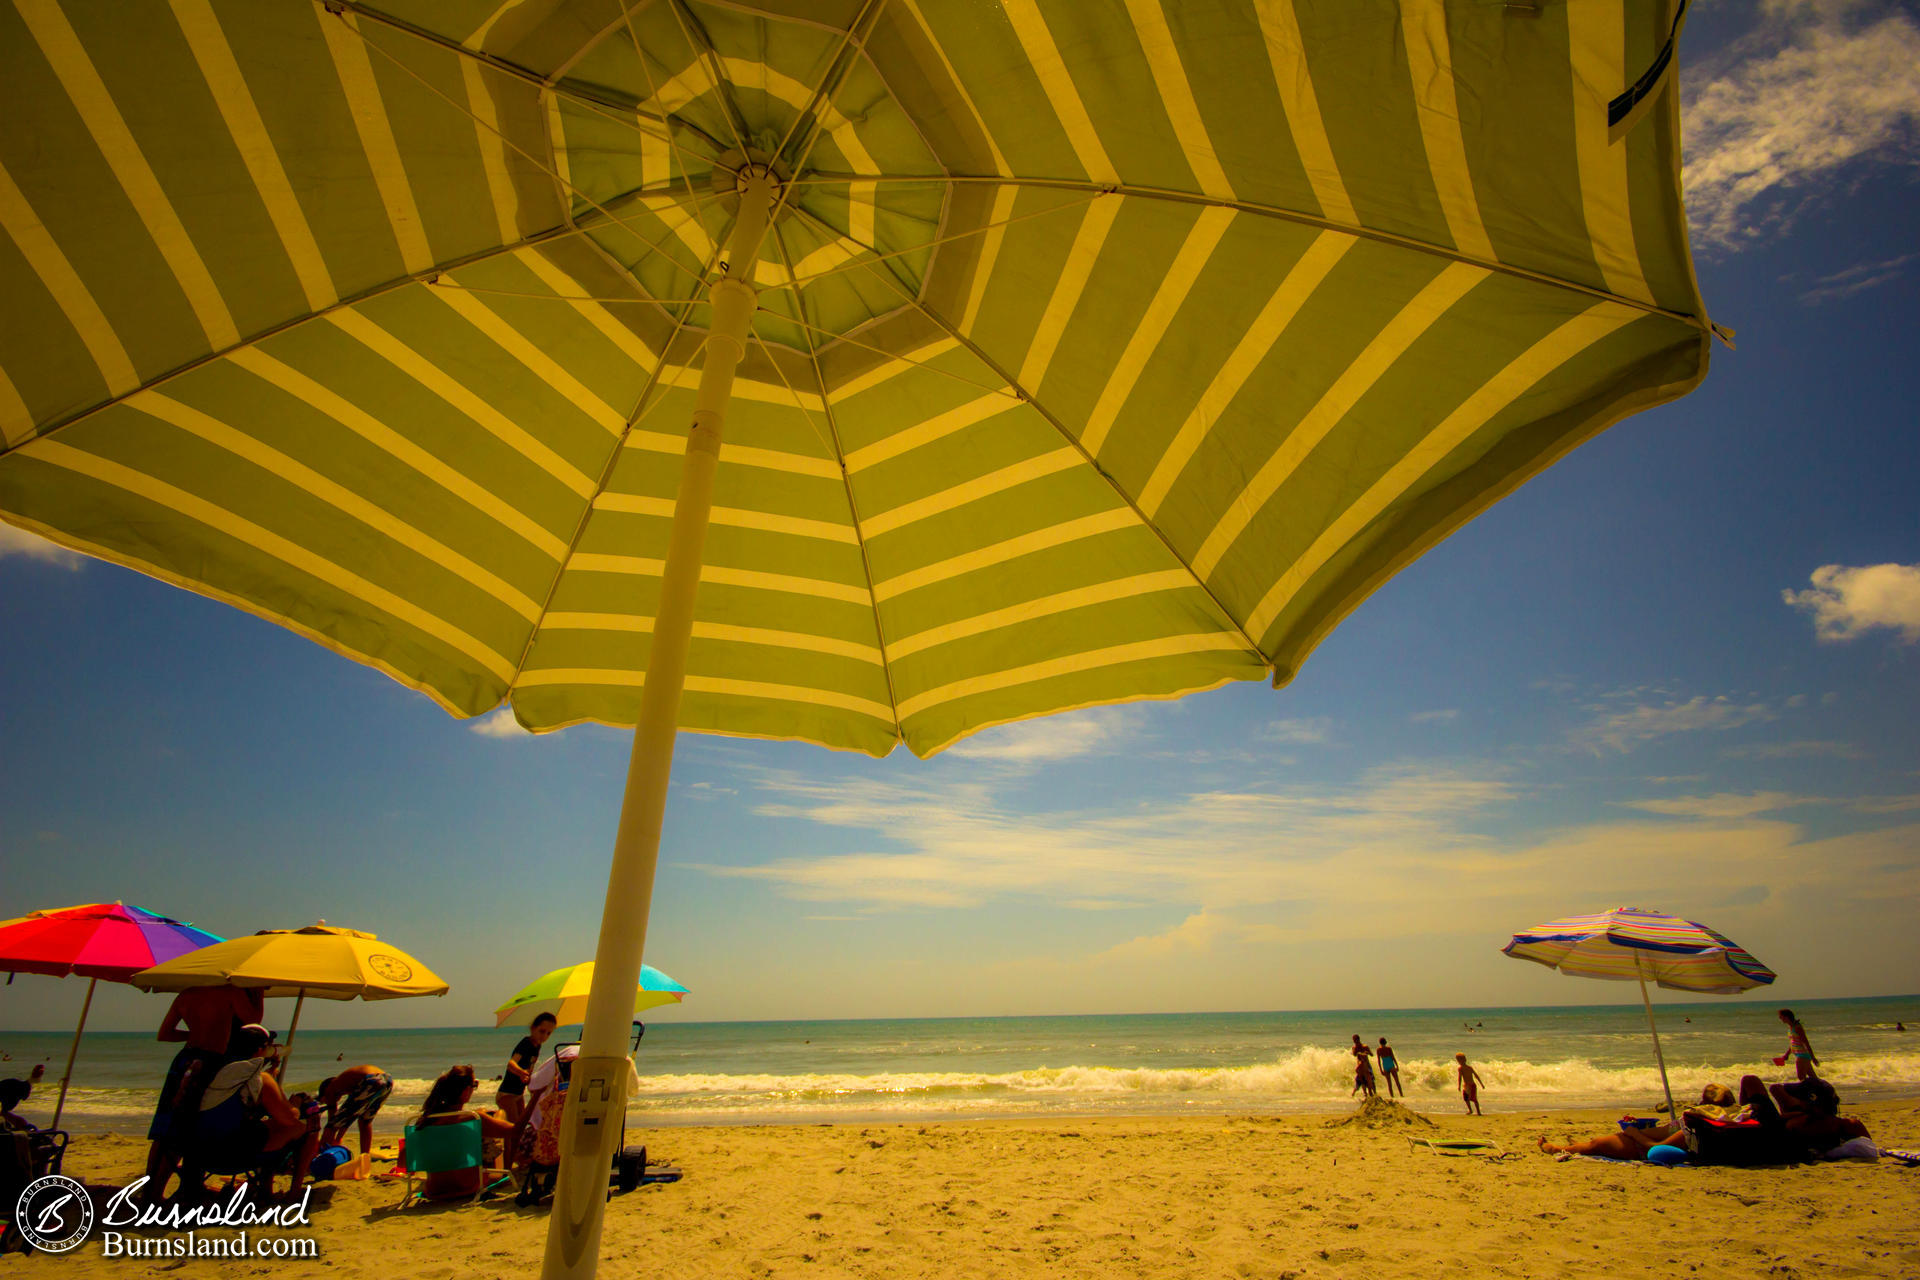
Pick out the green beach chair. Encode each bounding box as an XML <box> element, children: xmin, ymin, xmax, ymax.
<box><xmin>399</xmin><ymin>1121</ymin><xmax>511</xmax><ymax>1208</ymax></box>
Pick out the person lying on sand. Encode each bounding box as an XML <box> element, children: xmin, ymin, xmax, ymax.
<box><xmin>1770</xmin><ymin>1077</ymin><xmax>1872</xmax><ymax>1153</ymax></box>
<box><xmin>1536</xmin><ymin>1083</ymin><xmax>1742</xmax><ymax>1158</ymax></box>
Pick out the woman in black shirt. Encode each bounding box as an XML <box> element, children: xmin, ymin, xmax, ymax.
<box><xmin>495</xmin><ymin>1012</ymin><xmax>557</xmax><ymax>1127</ymax></box>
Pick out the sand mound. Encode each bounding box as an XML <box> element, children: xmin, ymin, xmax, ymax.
<box><xmin>1324</xmin><ymin>1097</ymin><xmax>1436</xmax><ymax>1130</ymax></box>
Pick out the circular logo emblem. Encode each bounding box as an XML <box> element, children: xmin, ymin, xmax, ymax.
<box><xmin>15</xmin><ymin>1173</ymin><xmax>93</xmax><ymax>1253</ymax></box>
<box><xmin>366</xmin><ymin>952</ymin><xmax>413</xmax><ymax>983</ymax></box>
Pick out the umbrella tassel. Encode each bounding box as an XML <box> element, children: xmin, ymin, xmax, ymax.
<box><xmin>50</xmin><ymin>975</ymin><xmax>96</xmax><ymax>1132</ymax></box>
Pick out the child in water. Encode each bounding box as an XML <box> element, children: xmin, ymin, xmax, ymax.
<box><xmin>1455</xmin><ymin>1052</ymin><xmax>1483</xmax><ymax>1115</ymax></box>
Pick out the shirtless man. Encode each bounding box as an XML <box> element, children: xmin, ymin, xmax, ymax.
<box><xmin>144</xmin><ymin>986</ymin><xmax>265</xmax><ymax>1193</ymax></box>
<box><xmin>318</xmin><ymin>1064</ymin><xmax>393</xmax><ymax>1156</ymax></box>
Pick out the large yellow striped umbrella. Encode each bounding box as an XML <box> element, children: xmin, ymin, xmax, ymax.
<box><xmin>0</xmin><ymin>3</ymin><xmax>1715</xmax><ymax>1275</ymax></box>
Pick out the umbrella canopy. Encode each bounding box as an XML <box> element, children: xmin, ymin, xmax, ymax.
<box><xmin>0</xmin><ymin>1</ymin><xmax>1714</xmax><ymax>758</ymax></box>
<box><xmin>1503</xmin><ymin>906</ymin><xmax>1775</xmax><ymax>1117</ymax></box>
<box><xmin>0</xmin><ymin>902</ymin><xmax>222</xmax><ymax>981</ymax></box>
<box><xmin>495</xmin><ymin>961</ymin><xmax>688</xmax><ymax>1028</ymax></box>
<box><xmin>1</xmin><ymin>5</ymin><xmax>1717</xmax><ymax>1276</ymax></box>
<box><xmin>131</xmin><ymin>922</ymin><xmax>448</xmax><ymax>1076</ymax></box>
<box><xmin>0</xmin><ymin>901</ymin><xmax>223</xmax><ymax>1130</ymax></box>
<box><xmin>130</xmin><ymin>921</ymin><xmax>449</xmax><ymax>1000</ymax></box>
<box><xmin>1504</xmin><ymin>906</ymin><xmax>1778</xmax><ymax>994</ymax></box>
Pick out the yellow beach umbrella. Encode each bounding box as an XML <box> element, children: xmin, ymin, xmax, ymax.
<box><xmin>1</xmin><ymin>4</ymin><xmax>1716</xmax><ymax>1276</ymax></box>
<box><xmin>494</xmin><ymin>961</ymin><xmax>688</xmax><ymax>1029</ymax></box>
<box><xmin>131</xmin><ymin>922</ymin><xmax>448</xmax><ymax>1075</ymax></box>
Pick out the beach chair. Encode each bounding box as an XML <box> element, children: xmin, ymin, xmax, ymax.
<box><xmin>399</xmin><ymin>1121</ymin><xmax>511</xmax><ymax>1207</ymax></box>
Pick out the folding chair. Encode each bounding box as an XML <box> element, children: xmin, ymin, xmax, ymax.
<box><xmin>399</xmin><ymin>1121</ymin><xmax>510</xmax><ymax>1207</ymax></box>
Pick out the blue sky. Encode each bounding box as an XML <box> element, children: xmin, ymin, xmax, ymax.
<box><xmin>3</xmin><ymin>0</ymin><xmax>1917</xmax><ymax>1032</ymax></box>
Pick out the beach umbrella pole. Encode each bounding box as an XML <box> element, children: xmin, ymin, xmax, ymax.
<box><xmin>1635</xmin><ymin>956</ymin><xmax>1678</xmax><ymax>1120</ymax></box>
<box><xmin>50</xmin><ymin>975</ymin><xmax>96</xmax><ymax>1132</ymax></box>
<box><xmin>278</xmin><ymin>990</ymin><xmax>306</xmax><ymax>1080</ymax></box>
<box><xmin>541</xmin><ymin>168</ymin><xmax>775</xmax><ymax>1280</ymax></box>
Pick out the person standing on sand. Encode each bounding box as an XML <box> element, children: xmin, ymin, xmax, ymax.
<box><xmin>1350</xmin><ymin>1035</ymin><xmax>1376</xmax><ymax>1098</ymax></box>
<box><xmin>1376</xmin><ymin>1038</ymin><xmax>1403</xmax><ymax>1098</ymax></box>
<box><xmin>1776</xmin><ymin>1009</ymin><xmax>1819</xmax><ymax>1081</ymax></box>
<box><xmin>144</xmin><ymin>984</ymin><xmax>265</xmax><ymax>1194</ymax></box>
<box><xmin>1455</xmin><ymin>1052</ymin><xmax>1483</xmax><ymax>1115</ymax></box>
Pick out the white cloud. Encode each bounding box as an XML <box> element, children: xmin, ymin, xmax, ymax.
<box><xmin>704</xmin><ymin>764</ymin><xmax>1513</xmax><ymax>913</ymax></box>
<box><xmin>0</xmin><ymin>523</ymin><xmax>84</xmax><ymax>569</ymax></box>
<box><xmin>468</xmin><ymin>707</ymin><xmax>531</xmax><ymax>738</ymax></box>
<box><xmin>1261</xmin><ymin>716</ymin><xmax>1331</xmax><ymax>745</ymax></box>
<box><xmin>1723</xmin><ymin>739</ymin><xmax>1865</xmax><ymax>761</ymax></box>
<box><xmin>1796</xmin><ymin>252</ymin><xmax>1920</xmax><ymax>304</ymax></box>
<box><xmin>944</xmin><ymin>708</ymin><xmax>1138</xmax><ymax>763</ymax></box>
<box><xmin>1783</xmin><ymin>562</ymin><xmax>1920</xmax><ymax>642</ymax></box>
<box><xmin>1683</xmin><ymin>3</ymin><xmax>1920</xmax><ymax>250</ymax></box>
<box><xmin>1410</xmin><ymin>709</ymin><xmax>1459</xmax><ymax>724</ymax></box>
<box><xmin>1622</xmin><ymin>791</ymin><xmax>1810</xmax><ymax>819</ymax></box>
<box><xmin>1573</xmin><ymin>695</ymin><xmax>1775</xmax><ymax>753</ymax></box>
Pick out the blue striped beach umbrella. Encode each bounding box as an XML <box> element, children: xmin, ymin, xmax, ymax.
<box><xmin>1503</xmin><ymin>906</ymin><xmax>1776</xmax><ymax>1117</ymax></box>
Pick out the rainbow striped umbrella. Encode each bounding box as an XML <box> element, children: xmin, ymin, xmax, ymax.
<box><xmin>0</xmin><ymin>901</ymin><xmax>223</xmax><ymax>1129</ymax></box>
<box><xmin>495</xmin><ymin>961</ymin><xmax>688</xmax><ymax>1029</ymax></box>
<box><xmin>1503</xmin><ymin>906</ymin><xmax>1775</xmax><ymax>1116</ymax></box>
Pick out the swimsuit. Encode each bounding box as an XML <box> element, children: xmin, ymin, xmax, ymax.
<box><xmin>332</xmin><ymin>1070</ymin><xmax>392</xmax><ymax>1127</ymax></box>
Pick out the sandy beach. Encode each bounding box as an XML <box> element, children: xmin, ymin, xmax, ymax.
<box><xmin>12</xmin><ymin>1102</ymin><xmax>1918</xmax><ymax>1278</ymax></box>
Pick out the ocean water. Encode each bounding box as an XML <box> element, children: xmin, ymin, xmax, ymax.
<box><xmin>9</xmin><ymin>995</ymin><xmax>1916</xmax><ymax>1134</ymax></box>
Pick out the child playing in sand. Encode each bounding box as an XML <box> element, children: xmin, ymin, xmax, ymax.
<box><xmin>1455</xmin><ymin>1053</ymin><xmax>1483</xmax><ymax>1115</ymax></box>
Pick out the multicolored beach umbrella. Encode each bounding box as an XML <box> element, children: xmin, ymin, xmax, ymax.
<box><xmin>1503</xmin><ymin>906</ymin><xmax>1777</xmax><ymax>994</ymax></box>
<box><xmin>0</xmin><ymin>3</ymin><xmax>1718</xmax><ymax>1275</ymax></box>
<box><xmin>495</xmin><ymin>961</ymin><xmax>688</xmax><ymax>1028</ymax></box>
<box><xmin>0</xmin><ymin>901</ymin><xmax>223</xmax><ymax>1129</ymax></box>
<box><xmin>1503</xmin><ymin>906</ymin><xmax>1776</xmax><ymax>1116</ymax></box>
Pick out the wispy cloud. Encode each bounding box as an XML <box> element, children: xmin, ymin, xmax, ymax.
<box><xmin>468</xmin><ymin>707</ymin><xmax>532</xmax><ymax>738</ymax></box>
<box><xmin>1723</xmin><ymin>739</ymin><xmax>1866</xmax><ymax>761</ymax></box>
<box><xmin>1261</xmin><ymin>717</ymin><xmax>1331</xmax><ymax>745</ymax></box>
<box><xmin>1683</xmin><ymin>2</ymin><xmax>1920</xmax><ymax>251</ymax></box>
<box><xmin>1622</xmin><ymin>791</ymin><xmax>1810</xmax><ymax>819</ymax></box>
<box><xmin>1784</xmin><ymin>563</ymin><xmax>1920</xmax><ymax>642</ymax></box>
<box><xmin>0</xmin><ymin>523</ymin><xmax>84</xmax><ymax>569</ymax></box>
<box><xmin>704</xmin><ymin>764</ymin><xmax>1514</xmax><ymax>914</ymax></box>
<box><xmin>944</xmin><ymin>708</ymin><xmax>1139</xmax><ymax>763</ymax></box>
<box><xmin>1796</xmin><ymin>252</ymin><xmax>1920</xmax><ymax>304</ymax></box>
<box><xmin>1572</xmin><ymin>694</ymin><xmax>1775</xmax><ymax>753</ymax></box>
<box><xmin>1410</xmin><ymin>709</ymin><xmax>1459</xmax><ymax>724</ymax></box>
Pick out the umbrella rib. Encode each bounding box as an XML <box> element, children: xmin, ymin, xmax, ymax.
<box><xmin>770</xmin><ymin>0</ymin><xmax>887</xmax><ymax>170</ymax></box>
<box><xmin>329</xmin><ymin>0</ymin><xmax>677</xmax><ymax>138</ymax></box>
<box><xmin>786</xmin><ymin>201</ymin><xmax>1272</xmax><ymax>672</ymax></box>
<box><xmin>0</xmin><ymin>196</ymin><xmax>694</xmax><ymax>461</ymax></box>
<box><xmin>504</xmin><ymin>235</ymin><xmax>734</xmax><ymax>697</ymax></box>
<box><xmin>664</xmin><ymin>0</ymin><xmax>753</xmax><ymax>156</ymax></box>
<box><xmin>792</xmin><ymin>173</ymin><xmax>1714</xmax><ymax>334</ymax></box>
<box><xmin>614</xmin><ymin>0</ymin><xmax>725</xmax><ymax>270</ymax></box>
<box><xmin>765</xmin><ymin>219</ymin><xmax>905</xmax><ymax>740</ymax></box>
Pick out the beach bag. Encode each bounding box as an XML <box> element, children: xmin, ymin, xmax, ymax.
<box><xmin>532</xmin><ymin>1087</ymin><xmax>568</xmax><ymax>1167</ymax></box>
<box><xmin>1684</xmin><ymin>1114</ymin><xmax>1790</xmax><ymax>1166</ymax></box>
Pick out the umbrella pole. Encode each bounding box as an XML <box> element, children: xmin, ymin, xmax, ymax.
<box><xmin>50</xmin><ymin>975</ymin><xmax>97</xmax><ymax>1132</ymax></box>
<box><xmin>279</xmin><ymin>990</ymin><xmax>307</xmax><ymax>1080</ymax></box>
<box><xmin>542</xmin><ymin>168</ymin><xmax>777</xmax><ymax>1280</ymax></box>
<box><xmin>1635</xmin><ymin>956</ymin><xmax>1678</xmax><ymax>1120</ymax></box>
